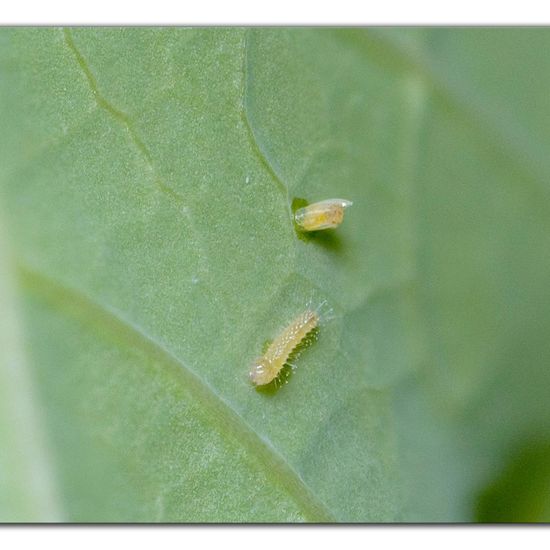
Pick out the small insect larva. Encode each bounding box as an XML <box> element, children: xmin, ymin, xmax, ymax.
<box><xmin>294</xmin><ymin>198</ymin><xmax>353</xmax><ymax>232</ymax></box>
<box><xmin>250</xmin><ymin>309</ymin><xmax>320</xmax><ymax>386</ymax></box>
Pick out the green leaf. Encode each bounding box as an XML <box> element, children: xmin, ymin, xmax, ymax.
<box><xmin>2</xmin><ymin>27</ymin><xmax>550</xmax><ymax>522</ymax></box>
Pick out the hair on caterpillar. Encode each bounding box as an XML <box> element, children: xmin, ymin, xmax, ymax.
<box><xmin>249</xmin><ymin>296</ymin><xmax>334</xmax><ymax>387</ymax></box>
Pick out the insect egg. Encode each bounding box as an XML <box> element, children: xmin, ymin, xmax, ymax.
<box><xmin>294</xmin><ymin>198</ymin><xmax>353</xmax><ymax>232</ymax></box>
<box><xmin>250</xmin><ymin>309</ymin><xmax>320</xmax><ymax>386</ymax></box>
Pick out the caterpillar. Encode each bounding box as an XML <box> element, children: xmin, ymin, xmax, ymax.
<box><xmin>249</xmin><ymin>308</ymin><xmax>321</xmax><ymax>386</ymax></box>
<box><xmin>294</xmin><ymin>198</ymin><xmax>353</xmax><ymax>232</ymax></box>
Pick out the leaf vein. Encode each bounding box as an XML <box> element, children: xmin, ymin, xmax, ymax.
<box><xmin>240</xmin><ymin>30</ymin><xmax>291</xmax><ymax>205</ymax></box>
<box><xmin>62</xmin><ymin>28</ymin><xmax>186</xmax><ymax>207</ymax></box>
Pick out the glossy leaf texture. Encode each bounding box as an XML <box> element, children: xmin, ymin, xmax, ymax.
<box><xmin>1</xmin><ymin>28</ymin><xmax>550</xmax><ymax>522</ymax></box>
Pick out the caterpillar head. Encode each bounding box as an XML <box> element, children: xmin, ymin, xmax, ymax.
<box><xmin>249</xmin><ymin>358</ymin><xmax>273</xmax><ymax>386</ymax></box>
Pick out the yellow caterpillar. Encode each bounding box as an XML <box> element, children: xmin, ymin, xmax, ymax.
<box><xmin>249</xmin><ymin>309</ymin><xmax>320</xmax><ymax>386</ymax></box>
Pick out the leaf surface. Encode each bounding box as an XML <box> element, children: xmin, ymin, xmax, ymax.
<box><xmin>1</xmin><ymin>28</ymin><xmax>550</xmax><ymax>522</ymax></box>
